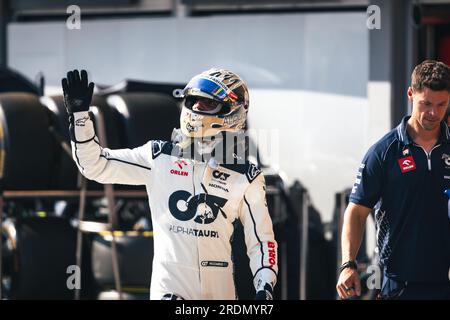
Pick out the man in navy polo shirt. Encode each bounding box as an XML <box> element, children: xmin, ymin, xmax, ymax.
<box><xmin>337</xmin><ymin>60</ymin><xmax>450</xmax><ymax>300</ymax></box>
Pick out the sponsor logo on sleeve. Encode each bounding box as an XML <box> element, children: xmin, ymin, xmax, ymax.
<box><xmin>75</xmin><ymin>116</ymin><xmax>89</xmax><ymax>126</ymax></box>
<box><xmin>352</xmin><ymin>163</ymin><xmax>365</xmax><ymax>194</ymax></box>
<box><xmin>268</xmin><ymin>241</ymin><xmax>276</xmax><ymax>267</ymax></box>
<box><xmin>246</xmin><ymin>164</ymin><xmax>261</xmax><ymax>182</ymax></box>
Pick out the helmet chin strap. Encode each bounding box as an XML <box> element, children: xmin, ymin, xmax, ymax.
<box><xmin>171</xmin><ymin>128</ymin><xmax>192</xmax><ymax>149</ymax></box>
<box><xmin>172</xmin><ymin>128</ymin><xmax>248</xmax><ymax>165</ymax></box>
<box><xmin>196</xmin><ymin>138</ymin><xmax>219</xmax><ymax>154</ymax></box>
<box><xmin>171</xmin><ymin>128</ymin><xmax>221</xmax><ymax>156</ymax></box>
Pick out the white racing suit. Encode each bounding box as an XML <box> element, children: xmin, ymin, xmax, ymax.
<box><xmin>70</xmin><ymin>111</ymin><xmax>278</xmax><ymax>300</ymax></box>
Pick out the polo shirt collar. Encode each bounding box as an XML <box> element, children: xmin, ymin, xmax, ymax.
<box><xmin>396</xmin><ymin>116</ymin><xmax>450</xmax><ymax>145</ymax></box>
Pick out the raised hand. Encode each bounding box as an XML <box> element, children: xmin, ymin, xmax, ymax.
<box><xmin>61</xmin><ymin>69</ymin><xmax>94</xmax><ymax>114</ymax></box>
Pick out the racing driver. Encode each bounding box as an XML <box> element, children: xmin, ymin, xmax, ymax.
<box><xmin>61</xmin><ymin>68</ymin><xmax>278</xmax><ymax>300</ymax></box>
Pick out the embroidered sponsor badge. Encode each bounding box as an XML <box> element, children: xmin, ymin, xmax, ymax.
<box><xmin>442</xmin><ymin>153</ymin><xmax>450</xmax><ymax>168</ymax></box>
<box><xmin>398</xmin><ymin>156</ymin><xmax>416</xmax><ymax>173</ymax></box>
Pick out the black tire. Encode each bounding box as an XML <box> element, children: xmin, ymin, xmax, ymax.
<box><xmin>107</xmin><ymin>93</ymin><xmax>180</xmax><ymax>148</ymax></box>
<box><xmin>0</xmin><ymin>68</ymin><xmax>39</xmax><ymax>95</ymax></box>
<box><xmin>9</xmin><ymin>217</ymin><xmax>77</xmax><ymax>299</ymax></box>
<box><xmin>91</xmin><ymin>234</ymin><xmax>153</xmax><ymax>291</ymax></box>
<box><xmin>96</xmin><ymin>79</ymin><xmax>185</xmax><ymax>98</ymax></box>
<box><xmin>0</xmin><ymin>93</ymin><xmax>57</xmax><ymax>190</ymax></box>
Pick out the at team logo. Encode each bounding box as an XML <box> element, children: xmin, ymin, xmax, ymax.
<box><xmin>442</xmin><ymin>153</ymin><xmax>450</xmax><ymax>168</ymax></box>
<box><xmin>398</xmin><ymin>156</ymin><xmax>416</xmax><ymax>173</ymax></box>
<box><xmin>168</xmin><ymin>190</ymin><xmax>227</xmax><ymax>224</ymax></box>
<box><xmin>170</xmin><ymin>159</ymin><xmax>189</xmax><ymax>176</ymax></box>
<box><xmin>209</xmin><ymin>170</ymin><xmax>230</xmax><ymax>192</ymax></box>
<box><xmin>212</xmin><ymin>170</ymin><xmax>230</xmax><ymax>181</ymax></box>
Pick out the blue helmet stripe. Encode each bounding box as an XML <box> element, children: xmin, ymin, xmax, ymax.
<box><xmin>183</xmin><ymin>76</ymin><xmax>228</xmax><ymax>101</ymax></box>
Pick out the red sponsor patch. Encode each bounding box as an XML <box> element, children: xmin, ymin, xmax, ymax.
<box><xmin>267</xmin><ymin>241</ymin><xmax>276</xmax><ymax>267</ymax></box>
<box><xmin>398</xmin><ymin>156</ymin><xmax>416</xmax><ymax>173</ymax></box>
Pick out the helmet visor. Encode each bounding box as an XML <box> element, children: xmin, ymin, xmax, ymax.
<box><xmin>183</xmin><ymin>76</ymin><xmax>236</xmax><ymax>102</ymax></box>
<box><xmin>184</xmin><ymin>96</ymin><xmax>230</xmax><ymax>115</ymax></box>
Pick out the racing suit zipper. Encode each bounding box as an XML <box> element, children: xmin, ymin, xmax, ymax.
<box><xmin>192</xmin><ymin>163</ymin><xmax>196</xmax><ymax>195</ymax></box>
<box><xmin>415</xmin><ymin>144</ymin><xmax>441</xmax><ymax>171</ymax></box>
<box><xmin>192</xmin><ymin>163</ymin><xmax>201</xmax><ymax>286</ymax></box>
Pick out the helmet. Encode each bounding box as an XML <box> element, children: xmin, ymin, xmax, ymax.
<box><xmin>179</xmin><ymin>68</ymin><xmax>249</xmax><ymax>138</ymax></box>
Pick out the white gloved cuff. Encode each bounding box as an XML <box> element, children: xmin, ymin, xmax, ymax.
<box><xmin>71</xmin><ymin>111</ymin><xmax>95</xmax><ymax>143</ymax></box>
<box><xmin>254</xmin><ymin>267</ymin><xmax>277</xmax><ymax>292</ymax></box>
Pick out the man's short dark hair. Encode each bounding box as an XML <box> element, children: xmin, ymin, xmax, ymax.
<box><xmin>411</xmin><ymin>60</ymin><xmax>450</xmax><ymax>92</ymax></box>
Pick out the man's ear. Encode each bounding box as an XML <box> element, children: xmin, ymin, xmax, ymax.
<box><xmin>407</xmin><ymin>87</ymin><xmax>414</xmax><ymax>101</ymax></box>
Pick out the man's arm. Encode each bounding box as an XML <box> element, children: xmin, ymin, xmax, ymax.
<box><xmin>336</xmin><ymin>139</ymin><xmax>384</xmax><ymax>299</ymax></box>
<box><xmin>63</xmin><ymin>70</ymin><xmax>153</xmax><ymax>186</ymax></box>
<box><xmin>239</xmin><ymin>172</ymin><xmax>278</xmax><ymax>300</ymax></box>
<box><xmin>70</xmin><ymin>112</ymin><xmax>153</xmax><ymax>185</ymax></box>
<box><xmin>336</xmin><ymin>202</ymin><xmax>372</xmax><ymax>299</ymax></box>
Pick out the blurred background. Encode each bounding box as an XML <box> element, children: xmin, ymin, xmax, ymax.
<box><xmin>0</xmin><ymin>0</ymin><xmax>449</xmax><ymax>300</ymax></box>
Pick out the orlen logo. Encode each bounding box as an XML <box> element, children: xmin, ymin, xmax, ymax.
<box><xmin>170</xmin><ymin>159</ymin><xmax>189</xmax><ymax>176</ymax></box>
<box><xmin>268</xmin><ymin>241</ymin><xmax>276</xmax><ymax>266</ymax></box>
<box><xmin>398</xmin><ymin>156</ymin><xmax>416</xmax><ymax>173</ymax></box>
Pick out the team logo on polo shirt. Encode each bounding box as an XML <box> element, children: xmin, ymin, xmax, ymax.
<box><xmin>398</xmin><ymin>156</ymin><xmax>416</xmax><ymax>173</ymax></box>
<box><xmin>442</xmin><ymin>153</ymin><xmax>450</xmax><ymax>168</ymax></box>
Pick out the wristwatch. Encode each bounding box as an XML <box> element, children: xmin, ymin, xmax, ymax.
<box><xmin>339</xmin><ymin>260</ymin><xmax>358</xmax><ymax>274</ymax></box>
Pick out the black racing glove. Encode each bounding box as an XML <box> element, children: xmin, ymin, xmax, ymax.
<box><xmin>61</xmin><ymin>69</ymin><xmax>94</xmax><ymax>114</ymax></box>
<box><xmin>254</xmin><ymin>283</ymin><xmax>274</xmax><ymax>300</ymax></box>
